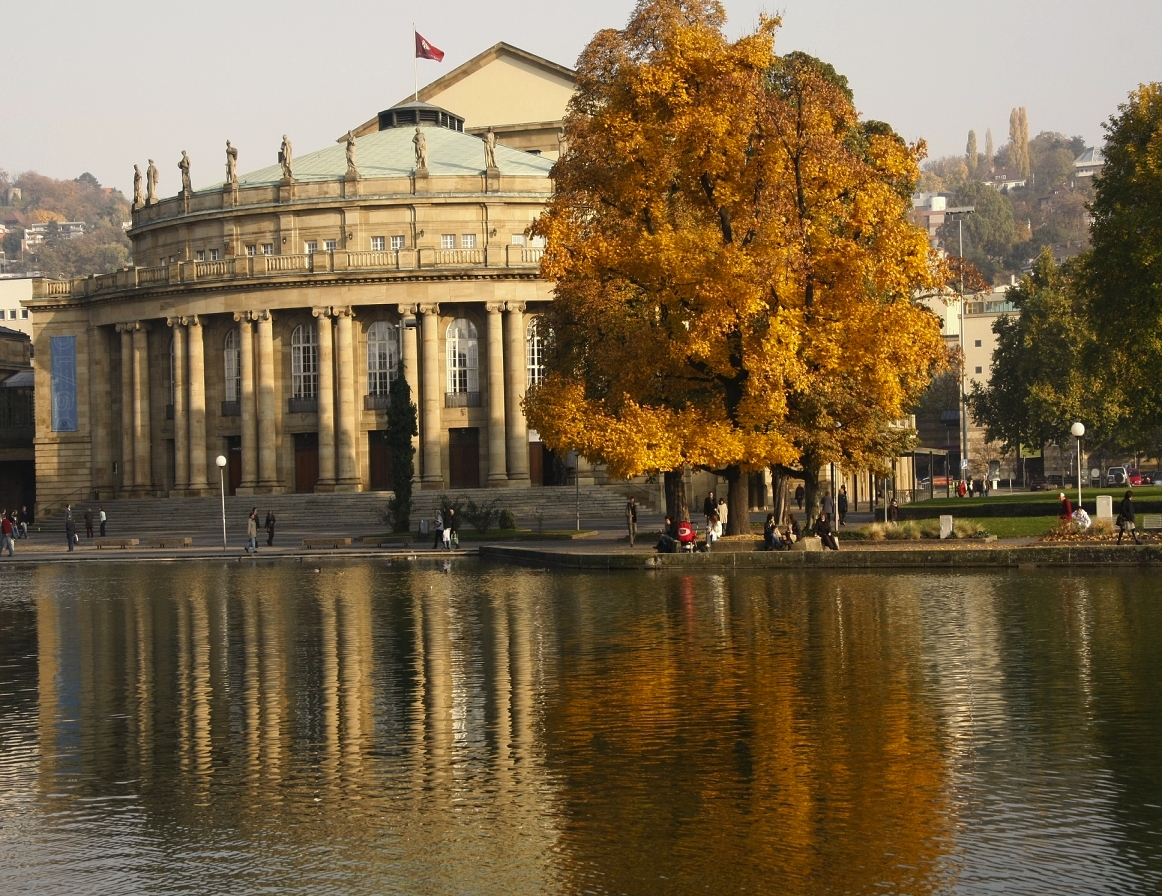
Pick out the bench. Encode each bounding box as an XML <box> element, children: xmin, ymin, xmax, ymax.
<box><xmin>362</xmin><ymin>536</ymin><xmax>412</xmax><ymax>547</ymax></box>
<box><xmin>145</xmin><ymin>537</ymin><xmax>193</xmax><ymax>548</ymax></box>
<box><xmin>1141</xmin><ymin>515</ymin><xmax>1162</xmax><ymax>530</ymax></box>
<box><xmin>93</xmin><ymin>538</ymin><xmax>140</xmax><ymax>550</ymax></box>
<box><xmin>301</xmin><ymin>537</ymin><xmax>352</xmax><ymax>548</ymax></box>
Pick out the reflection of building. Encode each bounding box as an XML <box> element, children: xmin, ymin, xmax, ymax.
<box><xmin>27</xmin><ymin>46</ymin><xmax>580</xmax><ymax>510</ymax></box>
<box><xmin>0</xmin><ymin>323</ymin><xmax>34</xmax><ymax>512</ymax></box>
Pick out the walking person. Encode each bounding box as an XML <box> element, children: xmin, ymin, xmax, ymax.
<box><xmin>245</xmin><ymin>507</ymin><xmax>258</xmax><ymax>554</ymax></box>
<box><xmin>432</xmin><ymin>509</ymin><xmax>444</xmax><ymax>549</ymax></box>
<box><xmin>821</xmin><ymin>490</ymin><xmax>834</xmax><ymax>519</ymax></box>
<box><xmin>716</xmin><ymin>496</ymin><xmax>729</xmax><ymax>532</ymax></box>
<box><xmin>626</xmin><ymin>496</ymin><xmax>638</xmax><ymax>547</ymax></box>
<box><xmin>18</xmin><ymin>505</ymin><xmax>29</xmax><ymax>538</ymax></box>
<box><xmin>1</xmin><ymin>511</ymin><xmax>14</xmax><ymax>557</ymax></box>
<box><xmin>84</xmin><ymin>507</ymin><xmax>94</xmax><ymax>539</ymax></box>
<box><xmin>703</xmin><ymin>490</ymin><xmax>716</xmax><ymax>528</ymax></box>
<box><xmin>887</xmin><ymin>498</ymin><xmax>900</xmax><ymax>524</ymax></box>
<box><xmin>444</xmin><ymin>507</ymin><xmax>457</xmax><ymax>549</ymax></box>
<box><xmin>1117</xmin><ymin>490</ymin><xmax>1142</xmax><ymax>545</ymax></box>
<box><xmin>98</xmin><ymin>506</ymin><xmax>107</xmax><ymax>537</ymax></box>
<box><xmin>265</xmin><ymin>509</ymin><xmax>276</xmax><ymax>546</ymax></box>
<box><xmin>794</xmin><ymin>484</ymin><xmax>805</xmax><ymax>510</ymax></box>
<box><xmin>65</xmin><ymin>506</ymin><xmax>76</xmax><ymax>552</ymax></box>
<box><xmin>837</xmin><ymin>486</ymin><xmax>848</xmax><ymax>527</ymax></box>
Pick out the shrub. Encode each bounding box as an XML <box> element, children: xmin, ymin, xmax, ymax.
<box><xmin>498</xmin><ymin>508</ymin><xmax>517</xmax><ymax>530</ymax></box>
<box><xmin>463</xmin><ymin>497</ymin><xmax>502</xmax><ymax>534</ymax></box>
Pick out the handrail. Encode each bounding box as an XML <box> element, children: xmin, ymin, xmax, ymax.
<box><xmin>37</xmin><ymin>485</ymin><xmax>93</xmax><ymax>520</ymax></box>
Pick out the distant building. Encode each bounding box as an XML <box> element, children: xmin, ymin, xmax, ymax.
<box><xmin>982</xmin><ymin>168</ymin><xmax>1027</xmax><ymax>193</ymax></box>
<box><xmin>0</xmin><ymin>277</ymin><xmax>34</xmax><ymax>337</ymax></box>
<box><xmin>910</xmin><ymin>193</ymin><xmax>953</xmax><ymax>248</ymax></box>
<box><xmin>1073</xmin><ymin>147</ymin><xmax>1104</xmax><ymax>180</ymax></box>
<box><xmin>0</xmin><ymin>325</ymin><xmax>35</xmax><ymax>515</ymax></box>
<box><xmin>22</xmin><ymin>221</ymin><xmax>86</xmax><ymax>247</ymax></box>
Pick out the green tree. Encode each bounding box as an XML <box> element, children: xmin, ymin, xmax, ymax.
<box><xmin>937</xmin><ymin>180</ymin><xmax>1017</xmax><ymax>281</ymax></box>
<box><xmin>965</xmin><ymin>130</ymin><xmax>979</xmax><ymax>177</ymax></box>
<box><xmin>384</xmin><ymin>359</ymin><xmax>418</xmax><ymax>532</ymax></box>
<box><xmin>1083</xmin><ymin>82</ymin><xmax>1162</xmax><ymax>436</ymax></box>
<box><xmin>966</xmin><ymin>250</ymin><xmax>1101</xmax><ymax>453</ymax></box>
<box><xmin>984</xmin><ymin>129</ymin><xmax>994</xmax><ymax>174</ymax></box>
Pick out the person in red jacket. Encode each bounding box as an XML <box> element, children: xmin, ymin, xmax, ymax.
<box><xmin>1058</xmin><ymin>492</ymin><xmax>1074</xmax><ymax>527</ymax></box>
<box><xmin>0</xmin><ymin>511</ymin><xmax>14</xmax><ymax>556</ymax></box>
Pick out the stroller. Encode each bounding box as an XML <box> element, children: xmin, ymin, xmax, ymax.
<box><xmin>677</xmin><ymin>520</ymin><xmax>697</xmax><ymax>553</ymax></box>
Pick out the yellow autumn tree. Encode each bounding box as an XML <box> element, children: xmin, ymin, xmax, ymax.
<box><xmin>526</xmin><ymin>0</ymin><xmax>947</xmax><ymax>532</ymax></box>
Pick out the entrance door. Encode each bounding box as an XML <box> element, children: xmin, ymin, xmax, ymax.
<box><xmin>529</xmin><ymin>441</ymin><xmax>544</xmax><ymax>487</ymax></box>
<box><xmin>368</xmin><ymin>430</ymin><xmax>393</xmax><ymax>491</ymax></box>
<box><xmin>448</xmin><ymin>428</ymin><xmax>480</xmax><ymax>489</ymax></box>
<box><xmin>227</xmin><ymin>436</ymin><xmax>241</xmax><ymax>495</ymax></box>
<box><xmin>294</xmin><ymin>432</ymin><xmax>320</xmax><ymax>493</ymax></box>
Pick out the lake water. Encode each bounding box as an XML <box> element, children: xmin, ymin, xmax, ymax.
<box><xmin>1</xmin><ymin>560</ymin><xmax>1160</xmax><ymax>895</ymax></box>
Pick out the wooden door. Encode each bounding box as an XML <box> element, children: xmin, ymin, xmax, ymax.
<box><xmin>227</xmin><ymin>436</ymin><xmax>242</xmax><ymax>495</ymax></box>
<box><xmin>448</xmin><ymin>428</ymin><xmax>480</xmax><ymax>489</ymax></box>
<box><xmin>368</xmin><ymin>430</ymin><xmax>393</xmax><ymax>491</ymax></box>
<box><xmin>295</xmin><ymin>432</ymin><xmax>320</xmax><ymax>493</ymax></box>
<box><xmin>528</xmin><ymin>442</ymin><xmax>544</xmax><ymax>488</ymax></box>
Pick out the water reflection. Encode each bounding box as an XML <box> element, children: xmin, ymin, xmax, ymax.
<box><xmin>1</xmin><ymin>563</ymin><xmax>1161</xmax><ymax>894</ymax></box>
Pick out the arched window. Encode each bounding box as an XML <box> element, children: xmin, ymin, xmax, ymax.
<box><xmin>526</xmin><ymin>317</ymin><xmax>545</xmax><ymax>387</ymax></box>
<box><xmin>446</xmin><ymin>318</ymin><xmax>478</xmax><ymax>394</ymax></box>
<box><xmin>291</xmin><ymin>323</ymin><xmax>318</xmax><ymax>398</ymax></box>
<box><xmin>366</xmin><ymin>321</ymin><xmax>398</xmax><ymax>396</ymax></box>
<box><xmin>224</xmin><ymin>328</ymin><xmax>240</xmax><ymax>402</ymax></box>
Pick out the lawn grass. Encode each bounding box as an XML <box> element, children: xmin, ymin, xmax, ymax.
<box><xmin>367</xmin><ymin>528</ymin><xmax>598</xmax><ymax>542</ymax></box>
<box><xmin>962</xmin><ymin>516</ymin><xmax>1058</xmax><ymax>538</ymax></box>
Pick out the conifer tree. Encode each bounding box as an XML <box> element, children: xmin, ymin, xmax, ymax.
<box><xmin>384</xmin><ymin>360</ymin><xmax>418</xmax><ymax>531</ymax></box>
<box><xmin>984</xmin><ymin>129</ymin><xmax>994</xmax><ymax>174</ymax></box>
<box><xmin>965</xmin><ymin>130</ymin><xmax>978</xmax><ymax>177</ymax></box>
<box><xmin>1018</xmin><ymin>107</ymin><xmax>1031</xmax><ymax>177</ymax></box>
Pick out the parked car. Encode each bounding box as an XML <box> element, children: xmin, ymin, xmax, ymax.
<box><xmin>1128</xmin><ymin>469</ymin><xmax>1144</xmax><ymax>486</ymax></box>
<box><xmin>1107</xmin><ymin>466</ymin><xmax>1128</xmax><ymax>486</ymax></box>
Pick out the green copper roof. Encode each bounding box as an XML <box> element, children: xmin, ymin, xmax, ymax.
<box><xmin>233</xmin><ymin>126</ymin><xmax>553</xmax><ymax>187</ymax></box>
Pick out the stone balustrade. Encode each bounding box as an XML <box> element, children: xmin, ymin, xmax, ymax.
<box><xmin>31</xmin><ymin>246</ymin><xmax>544</xmax><ymax>300</ymax></box>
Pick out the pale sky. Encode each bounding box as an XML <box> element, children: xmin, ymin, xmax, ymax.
<box><xmin>2</xmin><ymin>0</ymin><xmax>1158</xmax><ymax>198</ymax></box>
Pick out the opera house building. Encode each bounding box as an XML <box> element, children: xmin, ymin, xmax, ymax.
<box><xmin>27</xmin><ymin>45</ymin><xmax>581</xmax><ymax>506</ymax></box>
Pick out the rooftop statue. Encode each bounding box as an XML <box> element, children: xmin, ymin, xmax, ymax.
<box><xmin>226</xmin><ymin>140</ymin><xmax>238</xmax><ymax>185</ymax></box>
<box><xmin>146</xmin><ymin>159</ymin><xmax>159</xmax><ymax>205</ymax></box>
<box><xmin>178</xmin><ymin>151</ymin><xmax>192</xmax><ymax>196</ymax></box>
<box><xmin>345</xmin><ymin>130</ymin><xmax>358</xmax><ymax>177</ymax></box>
<box><xmin>132</xmin><ymin>164</ymin><xmax>143</xmax><ymax>208</ymax></box>
<box><xmin>484</xmin><ymin>127</ymin><xmax>497</xmax><ymax>169</ymax></box>
<box><xmin>413</xmin><ymin>128</ymin><xmax>428</xmax><ymax>170</ymax></box>
<box><xmin>279</xmin><ymin>135</ymin><xmax>293</xmax><ymax>179</ymax></box>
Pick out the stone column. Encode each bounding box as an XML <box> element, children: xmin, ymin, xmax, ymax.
<box><xmin>131</xmin><ymin>323</ymin><xmax>152</xmax><ymax>493</ymax></box>
<box><xmin>117</xmin><ymin>324</ymin><xmax>134</xmax><ymax>492</ymax></box>
<box><xmin>485</xmin><ymin>302</ymin><xmax>508</xmax><ymax>485</ymax></box>
<box><xmin>419</xmin><ymin>303</ymin><xmax>443</xmax><ymax>487</ymax></box>
<box><xmin>89</xmin><ymin>326</ymin><xmax>112</xmax><ymax>498</ymax></box>
<box><xmin>334</xmin><ymin>307</ymin><xmax>359</xmax><ymax>490</ymax></box>
<box><xmin>398</xmin><ymin>305</ymin><xmax>420</xmax><ymax>483</ymax></box>
<box><xmin>256</xmin><ymin>311</ymin><xmax>278</xmax><ymax>490</ymax></box>
<box><xmin>235</xmin><ymin>312</ymin><xmax>257</xmax><ymax>491</ymax></box>
<box><xmin>504</xmin><ymin>303</ymin><xmax>530</xmax><ymax>486</ymax></box>
<box><xmin>186</xmin><ymin>316</ymin><xmax>210</xmax><ymax>493</ymax></box>
<box><xmin>168</xmin><ymin>319</ymin><xmax>189</xmax><ymax>494</ymax></box>
<box><xmin>313</xmin><ymin>307</ymin><xmax>336</xmax><ymax>489</ymax></box>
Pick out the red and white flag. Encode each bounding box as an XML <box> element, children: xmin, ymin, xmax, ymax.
<box><xmin>415</xmin><ymin>32</ymin><xmax>444</xmax><ymax>62</ymax></box>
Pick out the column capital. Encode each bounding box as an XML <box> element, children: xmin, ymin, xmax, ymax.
<box><xmin>232</xmin><ymin>311</ymin><xmax>251</xmax><ymax>323</ymax></box>
<box><xmin>418</xmin><ymin>303</ymin><xmax>440</xmax><ymax>317</ymax></box>
<box><xmin>505</xmin><ymin>302</ymin><xmax>527</xmax><ymax>315</ymax></box>
<box><xmin>116</xmin><ymin>320</ymin><xmax>144</xmax><ymax>333</ymax></box>
<box><xmin>397</xmin><ymin>303</ymin><xmax>418</xmax><ymax>317</ymax></box>
<box><xmin>312</xmin><ymin>306</ymin><xmax>333</xmax><ymax>319</ymax></box>
<box><xmin>184</xmin><ymin>314</ymin><xmax>202</xmax><ymax>328</ymax></box>
<box><xmin>485</xmin><ymin>302</ymin><xmax>506</xmax><ymax>314</ymax></box>
<box><xmin>333</xmin><ymin>305</ymin><xmax>355</xmax><ymax>319</ymax></box>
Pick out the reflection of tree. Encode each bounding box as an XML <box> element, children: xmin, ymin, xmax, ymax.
<box><xmin>540</xmin><ymin>572</ymin><xmax>951</xmax><ymax>895</ymax></box>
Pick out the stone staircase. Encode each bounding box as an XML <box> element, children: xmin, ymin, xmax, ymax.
<box><xmin>48</xmin><ymin>485</ymin><xmax>650</xmax><ymax>538</ymax></box>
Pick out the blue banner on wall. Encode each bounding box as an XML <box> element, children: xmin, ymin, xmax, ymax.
<box><xmin>50</xmin><ymin>335</ymin><xmax>78</xmax><ymax>432</ymax></box>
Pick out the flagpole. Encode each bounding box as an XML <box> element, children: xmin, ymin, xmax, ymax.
<box><xmin>413</xmin><ymin>23</ymin><xmax>418</xmax><ymax>101</ymax></box>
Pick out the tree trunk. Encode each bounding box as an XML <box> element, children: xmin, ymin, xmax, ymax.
<box><xmin>724</xmin><ymin>465</ymin><xmax>749</xmax><ymax>536</ymax></box>
<box><xmin>802</xmin><ymin>461</ymin><xmax>823</xmax><ymax>530</ymax></box>
<box><xmin>770</xmin><ymin>466</ymin><xmax>788</xmax><ymax>526</ymax></box>
<box><xmin>663</xmin><ymin>467</ymin><xmax>688</xmax><ymax>536</ymax></box>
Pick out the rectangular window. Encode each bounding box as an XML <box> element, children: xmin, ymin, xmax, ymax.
<box><xmin>510</xmin><ymin>234</ymin><xmax>527</xmax><ymax>247</ymax></box>
<box><xmin>461</xmin><ymin>234</ymin><xmax>476</xmax><ymax>249</ymax></box>
<box><xmin>370</xmin><ymin>236</ymin><xmax>386</xmax><ymax>251</ymax></box>
<box><xmin>246</xmin><ymin>244</ymin><xmax>256</xmax><ymax>256</ymax></box>
<box><xmin>975</xmin><ymin>366</ymin><xmax>983</xmax><ymax>374</ymax></box>
<box><xmin>305</xmin><ymin>240</ymin><xmax>318</xmax><ymax>254</ymax></box>
<box><xmin>974</xmin><ymin>339</ymin><xmax>982</xmax><ymax>347</ymax></box>
<box><xmin>209</xmin><ymin>248</ymin><xmax>220</xmax><ymax>261</ymax></box>
<box><xmin>441</xmin><ymin>234</ymin><xmax>456</xmax><ymax>249</ymax></box>
<box><xmin>21</xmin><ymin>309</ymin><xmax>29</xmax><ymax>319</ymax></box>
<box><xmin>50</xmin><ymin>335</ymin><xmax>78</xmax><ymax>432</ymax></box>
<box><xmin>8</xmin><ymin>310</ymin><xmax>15</xmax><ymax>320</ymax></box>
<box><xmin>530</xmin><ymin>235</ymin><xmax>546</xmax><ymax>248</ymax></box>
<box><xmin>391</xmin><ymin>235</ymin><xmax>405</xmax><ymax>251</ymax></box>
<box><xmin>169</xmin><ymin>256</ymin><xmax>177</xmax><ymax>263</ymax></box>
<box><xmin>262</xmin><ymin>243</ymin><xmax>274</xmax><ymax>255</ymax></box>
<box><xmin>195</xmin><ymin>250</ymin><xmax>206</xmax><ymax>262</ymax></box>
<box><xmin>324</xmin><ymin>239</ymin><xmax>337</xmax><ymax>252</ymax></box>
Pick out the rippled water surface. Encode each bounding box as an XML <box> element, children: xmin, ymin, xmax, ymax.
<box><xmin>1</xmin><ymin>561</ymin><xmax>1161</xmax><ymax>895</ymax></box>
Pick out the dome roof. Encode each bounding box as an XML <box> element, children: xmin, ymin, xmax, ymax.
<box><xmin>231</xmin><ymin>125</ymin><xmax>553</xmax><ymax>187</ymax></box>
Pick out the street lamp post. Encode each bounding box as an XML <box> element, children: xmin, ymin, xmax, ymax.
<box><xmin>945</xmin><ymin>205</ymin><xmax>975</xmax><ymax>487</ymax></box>
<box><xmin>1070</xmin><ymin>422</ymin><xmax>1085</xmax><ymax>513</ymax></box>
<box><xmin>216</xmin><ymin>455</ymin><xmax>228</xmax><ymax>551</ymax></box>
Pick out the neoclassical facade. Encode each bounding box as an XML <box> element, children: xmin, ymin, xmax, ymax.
<box><xmin>28</xmin><ymin>103</ymin><xmax>565</xmax><ymax>507</ymax></box>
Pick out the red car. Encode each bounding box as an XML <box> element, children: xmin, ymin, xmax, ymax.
<box><xmin>1128</xmin><ymin>470</ymin><xmax>1144</xmax><ymax>486</ymax></box>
